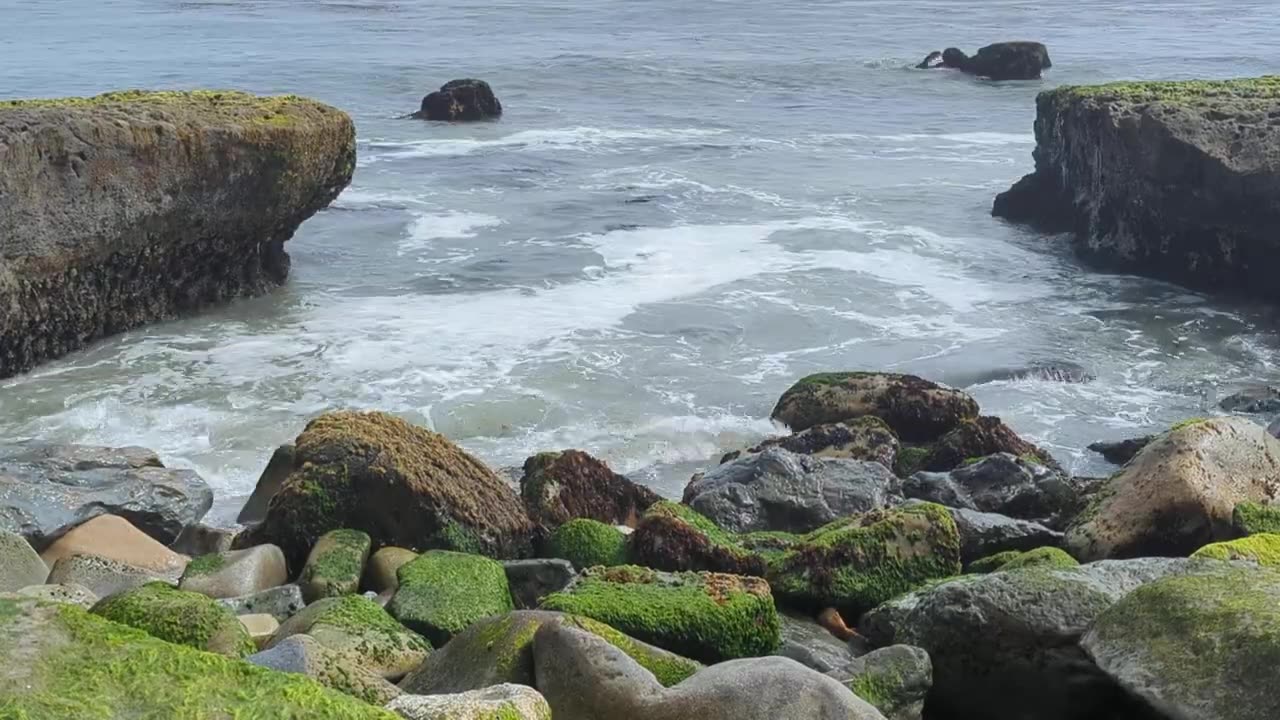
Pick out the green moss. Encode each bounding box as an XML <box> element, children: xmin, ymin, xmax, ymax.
<box><xmin>1192</xmin><ymin>534</ymin><xmax>1280</xmax><ymax>566</ymax></box>
<box><xmin>300</xmin><ymin>529</ymin><xmax>372</xmax><ymax>601</ymax></box>
<box><xmin>961</xmin><ymin>456</ymin><xmax>984</xmax><ymax>467</ymax></box>
<box><xmin>546</xmin><ymin>519</ymin><xmax>628</xmax><ymax>569</ymax></box>
<box><xmin>389</xmin><ymin>551</ymin><xmax>514</xmax><ymax>646</ymax></box>
<box><xmin>0</xmin><ymin>600</ymin><xmax>396</xmax><ymax>719</ymax></box>
<box><xmin>894</xmin><ymin>445</ymin><xmax>931</xmax><ymax>476</ymax></box>
<box><xmin>183</xmin><ymin>552</ymin><xmax>226</xmax><ymax>577</ymax></box>
<box><xmin>789</xmin><ymin>371</ymin><xmax>870</xmax><ymax>389</ymax></box>
<box><xmin>629</xmin><ymin>501</ymin><xmax>772</xmax><ymax>576</ymax></box>
<box><xmin>998</xmin><ymin>547</ymin><xmax>1079</xmax><ymax>571</ymax></box>
<box><xmin>1046</xmin><ymin>76</ymin><xmax>1280</xmax><ymax>107</ymax></box>
<box><xmin>967</xmin><ymin>550</ymin><xmax>1023</xmax><ymax>574</ymax></box>
<box><xmin>1233</xmin><ymin>502</ymin><xmax>1280</xmax><ymax>536</ymax></box>
<box><xmin>1169</xmin><ymin>417</ymin><xmax>1210</xmax><ymax>432</ymax></box>
<box><xmin>0</xmin><ymin>90</ymin><xmax>339</xmax><ymax>130</ymax></box>
<box><xmin>563</xmin><ymin>615</ymin><xmax>700</xmax><ymax>686</ymax></box>
<box><xmin>90</xmin><ymin>582</ymin><xmax>255</xmax><ymax>657</ymax></box>
<box><xmin>766</xmin><ymin>503</ymin><xmax>961</xmax><ymax>616</ymax></box>
<box><xmin>540</xmin><ymin>565</ymin><xmax>780</xmax><ymax>664</ymax></box>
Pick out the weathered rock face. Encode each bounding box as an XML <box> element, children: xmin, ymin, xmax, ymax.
<box><xmin>627</xmin><ymin>501</ymin><xmax>772</xmax><ymax>577</ymax></box>
<box><xmin>247</xmin><ymin>634</ymin><xmax>403</xmax><ymax>705</ymax></box>
<box><xmin>720</xmin><ymin>418</ymin><xmax>899</xmax><ymax>470</ymax></box>
<box><xmin>771</xmin><ymin>372</ymin><xmax>978</xmax><ymax>441</ymax></box>
<box><xmin>0</xmin><ymin>91</ymin><xmax>355</xmax><ymax>377</ymax></box>
<box><xmin>389</xmin><ymin>685</ymin><xmax>550</xmax><ymax>720</ymax></box>
<box><xmin>0</xmin><ymin>530</ymin><xmax>48</xmax><ymax>592</ymax></box>
<box><xmin>0</xmin><ymin>442</ymin><xmax>212</xmax><ymax>550</ymax></box>
<box><xmin>40</xmin><ymin>514</ymin><xmax>188</xmax><ymax>579</ymax></box>
<box><xmin>944</xmin><ymin>505</ymin><xmax>1064</xmax><ymax>564</ymax></box>
<box><xmin>412</xmin><ymin>79</ymin><xmax>503</xmax><ymax>121</ymax></box>
<box><xmin>993</xmin><ymin>77</ymin><xmax>1280</xmax><ymax>300</ymax></box>
<box><xmin>684</xmin><ymin>447</ymin><xmax>898</xmax><ymax>534</ymax></box>
<box><xmin>269</xmin><ymin>594</ymin><xmax>431</xmax><ymax>681</ymax></box>
<box><xmin>520</xmin><ymin>449</ymin><xmax>660</xmax><ymax>531</ymax></box>
<box><xmin>234</xmin><ymin>410</ymin><xmax>535</xmax><ymax>570</ymax></box>
<box><xmin>835</xmin><ymin>645</ymin><xmax>933</xmax><ymax>720</ymax></box>
<box><xmin>900</xmin><ymin>453</ymin><xmax>1079</xmax><ymax>526</ymax></box>
<box><xmin>920</xmin><ymin>417</ymin><xmax>1058</xmax><ymax>473</ymax></box>
<box><xmin>1066</xmin><ymin>417</ymin><xmax>1280</xmax><ymax>560</ymax></box>
<box><xmin>237</xmin><ymin>443</ymin><xmax>295</xmax><ymax>525</ymax></box>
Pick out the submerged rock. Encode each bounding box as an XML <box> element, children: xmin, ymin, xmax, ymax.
<box><xmin>772</xmin><ymin>372</ymin><xmax>978</xmax><ymax>441</ymax></box>
<box><xmin>0</xmin><ymin>443</ymin><xmax>212</xmax><ymax>549</ymax></box>
<box><xmin>993</xmin><ymin>77</ymin><xmax>1280</xmax><ymax>300</ymax></box>
<box><xmin>520</xmin><ymin>449</ymin><xmax>660</xmax><ymax>531</ymax></box>
<box><xmin>918</xmin><ymin>42</ymin><xmax>1051</xmax><ymax>80</ymax></box>
<box><xmin>0</xmin><ymin>91</ymin><xmax>355</xmax><ymax>378</ymax></box>
<box><xmin>1087</xmin><ymin>435</ymin><xmax>1153</xmax><ymax>465</ymax></box>
<box><xmin>1219</xmin><ymin>386</ymin><xmax>1280</xmax><ymax>414</ymax></box>
<box><xmin>411</xmin><ymin>79</ymin><xmax>503</xmax><ymax>121</ymax></box>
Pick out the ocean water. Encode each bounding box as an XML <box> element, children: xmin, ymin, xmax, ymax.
<box><xmin>2</xmin><ymin>0</ymin><xmax>1278</xmax><ymax>523</ymax></box>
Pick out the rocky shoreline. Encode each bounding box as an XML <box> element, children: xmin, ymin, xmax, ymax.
<box><xmin>3</xmin><ymin>371</ymin><xmax>1280</xmax><ymax>719</ymax></box>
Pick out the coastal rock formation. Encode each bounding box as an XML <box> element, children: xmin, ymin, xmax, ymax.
<box><xmin>520</xmin><ymin>449</ymin><xmax>660</xmax><ymax>531</ymax></box>
<box><xmin>387</xmin><ymin>550</ymin><xmax>514</xmax><ymax>647</ymax></box>
<box><xmin>91</xmin><ymin>581</ymin><xmax>256</xmax><ymax>657</ymax></box>
<box><xmin>268</xmin><ymin>594</ymin><xmax>430</xmax><ymax>680</ymax></box>
<box><xmin>917</xmin><ymin>42</ymin><xmax>1051</xmax><ymax>80</ymax></box>
<box><xmin>0</xmin><ymin>90</ymin><xmax>355</xmax><ymax>378</ymax></box>
<box><xmin>412</xmin><ymin>79</ymin><xmax>503</xmax><ymax>121</ymax></box>
<box><xmin>719</xmin><ymin>417</ymin><xmax>899</xmax><ymax>469</ymax></box>
<box><xmin>771</xmin><ymin>372</ymin><xmax>978</xmax><ymax>441</ymax></box>
<box><xmin>993</xmin><ymin>77</ymin><xmax>1280</xmax><ymax>300</ymax></box>
<box><xmin>899</xmin><ymin>452</ymin><xmax>1079</xmax><ymax>526</ymax></box>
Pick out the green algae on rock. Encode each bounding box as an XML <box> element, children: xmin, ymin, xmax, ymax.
<box><xmin>539</xmin><ymin>565</ymin><xmax>780</xmax><ymax>664</ymax></box>
<box><xmin>519</xmin><ymin>449</ymin><xmax>660</xmax><ymax>530</ymax></box>
<box><xmin>233</xmin><ymin>410</ymin><xmax>535</xmax><ymax>571</ymax></box>
<box><xmin>0</xmin><ymin>596</ymin><xmax>396</xmax><ymax>719</ymax></box>
<box><xmin>1192</xmin><ymin>533</ymin><xmax>1280</xmax><ymax>566</ymax></box>
<box><xmin>770</xmin><ymin>371</ymin><xmax>978</xmax><ymax>441</ymax></box>
<box><xmin>269</xmin><ymin>594</ymin><xmax>430</xmax><ymax>680</ymax></box>
<box><xmin>0</xmin><ymin>90</ymin><xmax>356</xmax><ymax>379</ymax></box>
<box><xmin>1232</xmin><ymin>501</ymin><xmax>1280</xmax><ymax>536</ymax></box>
<box><xmin>389</xmin><ymin>550</ymin><xmax>514</xmax><ymax>647</ymax></box>
<box><xmin>628</xmin><ymin>500</ymin><xmax>773</xmax><ymax>576</ymax></box>
<box><xmin>247</xmin><ymin>633</ymin><xmax>402</xmax><ymax>705</ymax></box>
<box><xmin>544</xmin><ymin>518</ymin><xmax>628</xmax><ymax>569</ymax></box>
<box><xmin>299</xmin><ymin>528</ymin><xmax>373</xmax><ymax>602</ymax></box>
<box><xmin>969</xmin><ymin>546</ymin><xmax>1078</xmax><ymax>574</ymax></box>
<box><xmin>90</xmin><ymin>581</ymin><xmax>255</xmax><ymax>657</ymax></box>
<box><xmin>767</xmin><ymin>503</ymin><xmax>961</xmax><ymax>616</ymax></box>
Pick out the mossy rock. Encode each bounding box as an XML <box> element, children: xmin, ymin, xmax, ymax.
<box><xmin>1192</xmin><ymin>533</ymin><xmax>1280</xmax><ymax>566</ymax></box>
<box><xmin>247</xmin><ymin>634</ymin><xmax>402</xmax><ymax>705</ymax></box>
<box><xmin>969</xmin><ymin>546</ymin><xmax>1078</xmax><ymax>574</ymax></box>
<box><xmin>233</xmin><ymin>411</ymin><xmax>534</xmax><ymax>572</ymax></box>
<box><xmin>1046</xmin><ymin>76</ymin><xmax>1280</xmax><ymax>108</ymax></box>
<box><xmin>1081</xmin><ymin>565</ymin><xmax>1280</xmax><ymax>720</ymax></box>
<box><xmin>893</xmin><ymin>445</ymin><xmax>932</xmax><ymax>477</ymax></box>
<box><xmin>920</xmin><ymin>416</ymin><xmax>1058</xmax><ymax>473</ymax></box>
<box><xmin>771</xmin><ymin>371</ymin><xmax>978</xmax><ymax>441</ymax></box>
<box><xmin>91</xmin><ymin>581</ymin><xmax>255</xmax><ymax>657</ymax></box>
<box><xmin>1232</xmin><ymin>501</ymin><xmax>1280</xmax><ymax>536</ymax></box>
<box><xmin>388</xmin><ymin>684</ymin><xmax>550</xmax><ymax>720</ymax></box>
<box><xmin>720</xmin><ymin>417</ymin><xmax>900</xmax><ymax>470</ymax></box>
<box><xmin>767</xmin><ymin>503</ymin><xmax>962</xmax><ymax>617</ymax></box>
<box><xmin>388</xmin><ymin>550</ymin><xmax>514</xmax><ymax>647</ymax></box>
<box><xmin>519</xmin><ymin>449</ymin><xmax>660</xmax><ymax>530</ymax></box>
<box><xmin>299</xmin><ymin>529</ymin><xmax>373</xmax><ymax>603</ymax></box>
<box><xmin>841</xmin><ymin>644</ymin><xmax>932</xmax><ymax>720</ymax></box>
<box><xmin>0</xmin><ymin>597</ymin><xmax>397</xmax><ymax>718</ymax></box>
<box><xmin>628</xmin><ymin>501</ymin><xmax>773</xmax><ymax>576</ymax></box>
<box><xmin>544</xmin><ymin>519</ymin><xmax>628</xmax><ymax>569</ymax></box>
<box><xmin>269</xmin><ymin>594</ymin><xmax>431</xmax><ymax>680</ymax></box>
<box><xmin>540</xmin><ymin>565</ymin><xmax>780</xmax><ymax>664</ymax></box>
<box><xmin>399</xmin><ymin>610</ymin><xmax>701</xmax><ymax>694</ymax></box>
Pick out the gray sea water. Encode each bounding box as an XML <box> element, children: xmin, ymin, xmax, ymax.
<box><xmin>2</xmin><ymin>0</ymin><xmax>1278</xmax><ymax>523</ymax></box>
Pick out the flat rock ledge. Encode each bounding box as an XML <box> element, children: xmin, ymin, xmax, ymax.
<box><xmin>992</xmin><ymin>76</ymin><xmax>1280</xmax><ymax>301</ymax></box>
<box><xmin>0</xmin><ymin>90</ymin><xmax>356</xmax><ymax>378</ymax></box>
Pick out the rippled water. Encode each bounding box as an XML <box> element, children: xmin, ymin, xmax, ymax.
<box><xmin>3</xmin><ymin>0</ymin><xmax>1278</xmax><ymax>523</ymax></box>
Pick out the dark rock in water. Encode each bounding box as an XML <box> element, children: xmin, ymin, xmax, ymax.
<box><xmin>961</xmin><ymin>361</ymin><xmax>1094</xmax><ymax>386</ymax></box>
<box><xmin>412</xmin><ymin>79</ymin><xmax>502</xmax><ymax>121</ymax></box>
<box><xmin>719</xmin><ymin>417</ymin><xmax>899</xmax><ymax>470</ymax></box>
<box><xmin>0</xmin><ymin>91</ymin><xmax>355</xmax><ymax>379</ymax></box>
<box><xmin>520</xmin><ymin>449</ymin><xmax>660</xmax><ymax>532</ymax></box>
<box><xmin>1219</xmin><ymin>386</ymin><xmax>1280</xmax><ymax>414</ymax></box>
<box><xmin>917</xmin><ymin>42</ymin><xmax>1051</xmax><ymax>80</ymax></box>
<box><xmin>771</xmin><ymin>371</ymin><xmax>979</xmax><ymax>442</ymax></box>
<box><xmin>1087</xmin><ymin>436</ymin><xmax>1153</xmax><ymax>465</ymax></box>
<box><xmin>993</xmin><ymin>77</ymin><xmax>1280</xmax><ymax>301</ymax></box>
<box><xmin>502</xmin><ymin>558</ymin><xmax>575</xmax><ymax>609</ymax></box>
<box><xmin>683</xmin><ymin>447</ymin><xmax>898</xmax><ymax>534</ymax></box>
<box><xmin>0</xmin><ymin>442</ymin><xmax>212</xmax><ymax>550</ymax></box>
<box><xmin>943</xmin><ymin>505</ymin><xmax>1065</xmax><ymax>563</ymax></box>
<box><xmin>900</xmin><ymin>453</ymin><xmax>1079</xmax><ymax>526</ymax></box>
<box><xmin>236</xmin><ymin>444</ymin><xmax>295</xmax><ymax>525</ymax></box>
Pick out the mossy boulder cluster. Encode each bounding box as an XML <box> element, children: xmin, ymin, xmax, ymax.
<box><xmin>91</xmin><ymin>581</ymin><xmax>256</xmax><ymax>657</ymax></box>
<box><xmin>0</xmin><ymin>90</ymin><xmax>355</xmax><ymax>378</ymax></box>
<box><xmin>388</xmin><ymin>550</ymin><xmax>515</xmax><ymax>646</ymax></box>
<box><xmin>268</xmin><ymin>594</ymin><xmax>431</xmax><ymax>680</ymax></box>
<box><xmin>544</xmin><ymin>518</ymin><xmax>629</xmax><ymax>569</ymax></box>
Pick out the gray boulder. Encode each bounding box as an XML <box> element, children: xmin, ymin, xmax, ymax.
<box><xmin>169</xmin><ymin>523</ymin><xmax>235</xmax><ymax>556</ymax></box>
<box><xmin>502</xmin><ymin>559</ymin><xmax>575</xmax><ymax>609</ymax></box>
<box><xmin>834</xmin><ymin>645</ymin><xmax>932</xmax><ymax>720</ymax></box>
<box><xmin>946</xmin><ymin>506</ymin><xmax>1064</xmax><ymax>563</ymax></box>
<box><xmin>1087</xmin><ymin>436</ymin><xmax>1153</xmax><ymax>465</ymax></box>
<box><xmin>533</xmin><ymin>619</ymin><xmax>885</xmax><ymax>720</ymax></box>
<box><xmin>388</xmin><ymin>685</ymin><xmax>550</xmax><ymax>720</ymax></box>
<box><xmin>684</xmin><ymin>447</ymin><xmax>897</xmax><ymax>533</ymax></box>
<box><xmin>217</xmin><ymin>583</ymin><xmax>305</xmax><ymax>622</ymax></box>
<box><xmin>247</xmin><ymin>634</ymin><xmax>402</xmax><ymax>705</ymax></box>
<box><xmin>178</xmin><ymin>544</ymin><xmax>288</xmax><ymax>599</ymax></box>
<box><xmin>0</xmin><ymin>530</ymin><xmax>47</xmax><ymax>592</ymax></box>
<box><xmin>45</xmin><ymin>554</ymin><xmax>166</xmax><ymax>599</ymax></box>
<box><xmin>0</xmin><ymin>442</ymin><xmax>212</xmax><ymax>549</ymax></box>
<box><xmin>899</xmin><ymin>453</ymin><xmax>1079</xmax><ymax>526</ymax></box>
<box><xmin>775</xmin><ymin>611</ymin><xmax>856</xmax><ymax>674</ymax></box>
<box><xmin>1219</xmin><ymin>386</ymin><xmax>1280</xmax><ymax>414</ymax></box>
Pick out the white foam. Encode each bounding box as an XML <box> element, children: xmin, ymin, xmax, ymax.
<box><xmin>400</xmin><ymin>212</ymin><xmax>504</xmax><ymax>251</ymax></box>
<box><xmin>332</xmin><ymin>187</ymin><xmax>428</xmax><ymax>210</ymax></box>
<box><xmin>367</xmin><ymin>126</ymin><xmax>729</xmax><ymax>161</ymax></box>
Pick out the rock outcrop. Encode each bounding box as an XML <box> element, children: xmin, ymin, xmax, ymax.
<box><xmin>411</xmin><ymin>79</ymin><xmax>503</xmax><ymax>121</ymax></box>
<box><xmin>917</xmin><ymin>42</ymin><xmax>1051</xmax><ymax>80</ymax></box>
<box><xmin>0</xmin><ymin>90</ymin><xmax>355</xmax><ymax>377</ymax></box>
<box><xmin>520</xmin><ymin>449</ymin><xmax>660</xmax><ymax>531</ymax></box>
<box><xmin>993</xmin><ymin>77</ymin><xmax>1280</xmax><ymax>300</ymax></box>
<box><xmin>771</xmin><ymin>372</ymin><xmax>978</xmax><ymax>441</ymax></box>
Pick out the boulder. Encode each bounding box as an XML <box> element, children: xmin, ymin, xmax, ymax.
<box><xmin>299</xmin><ymin>528</ymin><xmax>372</xmax><ymax>603</ymax></box>
<box><xmin>532</xmin><ymin>620</ymin><xmax>885</xmax><ymax>720</ymax></box>
<box><xmin>0</xmin><ymin>91</ymin><xmax>355</xmax><ymax>377</ymax></box>
<box><xmin>0</xmin><ymin>529</ymin><xmax>47</xmax><ymax>592</ymax></box>
<box><xmin>919</xmin><ymin>42</ymin><xmax>1051</xmax><ymax>80</ymax></box>
<box><xmin>91</xmin><ymin>581</ymin><xmax>255</xmax><ymax>656</ymax></box>
<box><xmin>1233</xmin><ymin>501</ymin><xmax>1280</xmax><ymax>535</ymax></box>
<box><xmin>399</xmin><ymin>610</ymin><xmax>701</xmax><ymax>694</ymax></box>
<box><xmin>720</xmin><ymin>418</ymin><xmax>899</xmax><ymax>469</ymax></box>
<box><xmin>46</xmin><ymin>554</ymin><xmax>166</xmax><ymax>599</ymax></box>
<box><xmin>540</xmin><ymin>565</ymin><xmax>780</xmax><ymax>664</ymax></box>
<box><xmin>900</xmin><ymin>453</ymin><xmax>1078</xmax><ymax>525</ymax></box>
<box><xmin>169</xmin><ymin>522</ymin><xmax>235</xmax><ymax>556</ymax></box>
<box><xmin>1219</xmin><ymin>386</ymin><xmax>1280</xmax><ymax>414</ymax></box>
<box><xmin>238</xmin><ymin>613</ymin><xmax>280</xmax><ymax>648</ymax></box>
<box><xmin>11</xmin><ymin>583</ymin><xmax>97</xmax><ymax>609</ymax></box>
<box><xmin>520</xmin><ymin>449</ymin><xmax>660</xmax><ymax>530</ymax></box>
<box><xmin>858</xmin><ymin>558</ymin><xmax>1217</xmax><ymax>720</ymax></box>
<box><xmin>502</xmin><ymin>559</ymin><xmax>575</xmax><ymax>609</ymax></box>
<box><xmin>627</xmin><ymin>501</ymin><xmax>773</xmax><ymax>577</ymax></box>
<box><xmin>683</xmin><ymin>447</ymin><xmax>897</xmax><ymax>534</ymax></box>
<box><xmin>0</xmin><ymin>443</ymin><xmax>212</xmax><ymax>549</ymax></box>
<box><xmin>411</xmin><ymin>79</ymin><xmax>503</xmax><ymax>121</ymax></box>
<box><xmin>0</xmin><ymin>597</ymin><xmax>396</xmax><ymax>718</ymax></box>
<box><xmin>775</xmin><ymin>611</ymin><xmax>856</xmax><ymax>673</ymax></box>
<box><xmin>237</xmin><ymin>443</ymin><xmax>295</xmax><ymax>525</ymax></box>
<box><xmin>364</xmin><ymin>546</ymin><xmax>418</xmax><ymax>595</ymax></box>
<box><xmin>178</xmin><ymin>544</ymin><xmax>287</xmax><ymax>599</ymax></box>
<box><xmin>944</xmin><ymin>505</ymin><xmax>1064</xmax><ymax>563</ymax></box>
<box><xmin>837</xmin><ymin>645</ymin><xmax>932</xmax><ymax>720</ymax></box>
<box><xmin>772</xmin><ymin>372</ymin><xmax>978</xmax><ymax>441</ymax></box>
<box><xmin>248</xmin><ymin>634</ymin><xmax>402</xmax><ymax>705</ymax></box>
<box><xmin>1087</xmin><ymin>436</ymin><xmax>1153</xmax><ymax>465</ymax></box>
<box><xmin>545</xmin><ymin>518</ymin><xmax>629</xmax><ymax>569</ymax></box>
<box><xmin>268</xmin><ymin>594</ymin><xmax>431</xmax><ymax>680</ymax></box>
<box><xmin>992</xmin><ymin>77</ymin><xmax>1280</xmax><ymax>300</ymax></box>
<box><xmin>40</xmin><ymin>513</ymin><xmax>188</xmax><ymax>579</ymax></box>
<box><xmin>388</xmin><ymin>550</ymin><xmax>514</xmax><ymax>646</ymax></box>
<box><xmin>967</xmin><ymin>546</ymin><xmax>1078</xmax><ymax>573</ymax></box>
<box><xmin>388</xmin><ymin>685</ymin><xmax>550</xmax><ymax>720</ymax></box>
<box><xmin>1192</xmin><ymin>533</ymin><xmax>1280</xmax><ymax>566</ymax></box>
<box><xmin>918</xmin><ymin>417</ymin><xmax>1058</xmax><ymax>473</ymax></box>
<box><xmin>233</xmin><ymin>410</ymin><xmax>535</xmax><ymax>571</ymax></box>
<box><xmin>217</xmin><ymin>583</ymin><xmax>305</xmax><ymax>622</ymax></box>
<box><xmin>1081</xmin><ymin>566</ymin><xmax>1280</xmax><ymax>720</ymax></box>
<box><xmin>768</xmin><ymin>504</ymin><xmax>961</xmax><ymax>616</ymax></box>
<box><xmin>1065</xmin><ymin>417</ymin><xmax>1280</xmax><ymax>560</ymax></box>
